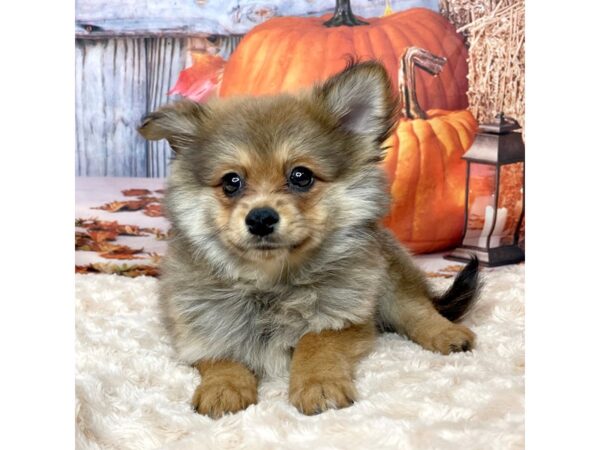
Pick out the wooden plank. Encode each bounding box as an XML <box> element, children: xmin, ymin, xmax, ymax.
<box><xmin>75</xmin><ymin>40</ymin><xmax>87</xmax><ymax>176</ymax></box>
<box><xmin>146</xmin><ymin>38</ymin><xmax>188</xmax><ymax>177</ymax></box>
<box><xmin>75</xmin><ymin>38</ymin><xmax>148</xmax><ymax>176</ymax></box>
<box><xmin>76</xmin><ymin>0</ymin><xmax>438</xmax><ymax>37</ymax></box>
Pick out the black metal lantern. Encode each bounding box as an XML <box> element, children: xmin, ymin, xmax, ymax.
<box><xmin>445</xmin><ymin>114</ymin><xmax>525</xmax><ymax>267</ymax></box>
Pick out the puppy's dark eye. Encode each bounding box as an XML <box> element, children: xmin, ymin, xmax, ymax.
<box><xmin>222</xmin><ymin>172</ymin><xmax>243</xmax><ymax>196</ymax></box>
<box><xmin>289</xmin><ymin>166</ymin><xmax>314</xmax><ymax>191</ymax></box>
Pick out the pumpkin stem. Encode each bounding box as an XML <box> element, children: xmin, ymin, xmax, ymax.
<box><xmin>324</xmin><ymin>0</ymin><xmax>368</xmax><ymax>27</ymax></box>
<box><xmin>399</xmin><ymin>47</ymin><xmax>447</xmax><ymax>119</ymax></box>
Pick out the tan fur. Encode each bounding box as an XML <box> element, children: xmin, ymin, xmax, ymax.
<box><xmin>377</xmin><ymin>231</ymin><xmax>476</xmax><ymax>354</ymax></box>
<box><xmin>289</xmin><ymin>322</ymin><xmax>376</xmax><ymax>415</ymax></box>
<box><xmin>138</xmin><ymin>61</ymin><xmax>479</xmax><ymax>417</ymax></box>
<box><xmin>192</xmin><ymin>360</ymin><xmax>258</xmax><ymax>419</ymax></box>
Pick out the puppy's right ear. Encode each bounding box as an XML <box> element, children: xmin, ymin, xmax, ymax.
<box><xmin>138</xmin><ymin>100</ymin><xmax>208</xmax><ymax>152</ymax></box>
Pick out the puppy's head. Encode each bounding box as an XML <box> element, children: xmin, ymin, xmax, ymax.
<box><xmin>139</xmin><ymin>61</ymin><xmax>397</xmax><ymax>272</ymax></box>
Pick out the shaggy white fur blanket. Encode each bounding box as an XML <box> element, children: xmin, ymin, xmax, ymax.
<box><xmin>75</xmin><ymin>266</ymin><xmax>524</xmax><ymax>450</ymax></box>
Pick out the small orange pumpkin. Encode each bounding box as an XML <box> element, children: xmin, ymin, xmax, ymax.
<box><xmin>219</xmin><ymin>1</ymin><xmax>469</xmax><ymax>111</ymax></box>
<box><xmin>382</xmin><ymin>47</ymin><xmax>478</xmax><ymax>254</ymax></box>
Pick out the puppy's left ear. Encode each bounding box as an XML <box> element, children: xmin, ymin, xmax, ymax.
<box><xmin>313</xmin><ymin>61</ymin><xmax>397</xmax><ymax>144</ymax></box>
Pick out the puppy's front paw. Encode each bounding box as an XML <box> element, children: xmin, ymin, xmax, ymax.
<box><xmin>289</xmin><ymin>375</ymin><xmax>357</xmax><ymax>415</ymax></box>
<box><xmin>192</xmin><ymin>380</ymin><xmax>257</xmax><ymax>418</ymax></box>
<box><xmin>427</xmin><ymin>324</ymin><xmax>475</xmax><ymax>355</ymax></box>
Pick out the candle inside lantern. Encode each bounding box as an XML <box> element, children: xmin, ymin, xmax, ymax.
<box><xmin>478</xmin><ymin>206</ymin><xmax>507</xmax><ymax>248</ymax></box>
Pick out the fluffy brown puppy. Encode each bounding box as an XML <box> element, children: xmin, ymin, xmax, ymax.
<box><xmin>139</xmin><ymin>61</ymin><xmax>480</xmax><ymax>418</ymax></box>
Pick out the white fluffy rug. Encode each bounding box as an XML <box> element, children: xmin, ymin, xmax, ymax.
<box><xmin>75</xmin><ymin>266</ymin><xmax>524</xmax><ymax>450</ymax></box>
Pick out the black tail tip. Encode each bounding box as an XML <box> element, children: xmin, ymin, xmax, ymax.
<box><xmin>435</xmin><ymin>255</ymin><xmax>481</xmax><ymax>322</ymax></box>
<box><xmin>462</xmin><ymin>254</ymin><xmax>480</xmax><ymax>280</ymax></box>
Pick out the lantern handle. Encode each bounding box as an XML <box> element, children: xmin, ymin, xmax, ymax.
<box><xmin>479</xmin><ymin>113</ymin><xmax>521</xmax><ymax>133</ymax></box>
<box><xmin>496</xmin><ymin>112</ymin><xmax>519</xmax><ymax>125</ymax></box>
<box><xmin>398</xmin><ymin>47</ymin><xmax>447</xmax><ymax>120</ymax></box>
<box><xmin>324</xmin><ymin>0</ymin><xmax>368</xmax><ymax>27</ymax></box>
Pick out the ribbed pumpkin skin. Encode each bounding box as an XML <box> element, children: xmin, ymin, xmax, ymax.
<box><xmin>220</xmin><ymin>8</ymin><xmax>468</xmax><ymax>111</ymax></box>
<box><xmin>382</xmin><ymin>109</ymin><xmax>478</xmax><ymax>253</ymax></box>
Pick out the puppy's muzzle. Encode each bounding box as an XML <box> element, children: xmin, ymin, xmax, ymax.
<box><xmin>245</xmin><ymin>207</ymin><xmax>279</xmax><ymax>236</ymax></box>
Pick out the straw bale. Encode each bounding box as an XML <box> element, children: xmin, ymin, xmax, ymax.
<box><xmin>440</xmin><ymin>0</ymin><xmax>525</xmax><ymax>130</ymax></box>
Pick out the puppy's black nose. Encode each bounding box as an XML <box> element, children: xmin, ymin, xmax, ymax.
<box><xmin>245</xmin><ymin>207</ymin><xmax>279</xmax><ymax>236</ymax></box>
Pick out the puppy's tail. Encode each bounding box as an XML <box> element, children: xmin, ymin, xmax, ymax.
<box><xmin>433</xmin><ymin>256</ymin><xmax>481</xmax><ymax>322</ymax></box>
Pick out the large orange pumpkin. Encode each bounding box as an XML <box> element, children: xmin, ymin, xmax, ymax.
<box><xmin>382</xmin><ymin>47</ymin><xmax>478</xmax><ymax>253</ymax></box>
<box><xmin>220</xmin><ymin>1</ymin><xmax>468</xmax><ymax>111</ymax></box>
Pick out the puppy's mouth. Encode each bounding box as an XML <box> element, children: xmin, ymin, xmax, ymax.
<box><xmin>227</xmin><ymin>237</ymin><xmax>310</xmax><ymax>254</ymax></box>
<box><xmin>251</xmin><ymin>236</ymin><xmax>310</xmax><ymax>251</ymax></box>
<box><xmin>252</xmin><ymin>243</ymin><xmax>287</xmax><ymax>251</ymax></box>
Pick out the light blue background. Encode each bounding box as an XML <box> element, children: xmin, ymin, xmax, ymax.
<box><xmin>76</xmin><ymin>0</ymin><xmax>438</xmax><ymax>35</ymax></box>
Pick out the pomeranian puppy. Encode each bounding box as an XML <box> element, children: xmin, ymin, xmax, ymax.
<box><xmin>138</xmin><ymin>61</ymin><xmax>479</xmax><ymax>418</ymax></box>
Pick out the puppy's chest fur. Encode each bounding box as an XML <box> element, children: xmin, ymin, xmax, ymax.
<box><xmin>160</xmin><ymin>238</ymin><xmax>384</xmax><ymax>377</ymax></box>
<box><xmin>190</xmin><ymin>284</ymin><xmax>342</xmax><ymax>376</ymax></box>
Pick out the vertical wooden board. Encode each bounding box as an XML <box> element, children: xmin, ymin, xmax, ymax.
<box><xmin>107</xmin><ymin>39</ymin><xmax>147</xmax><ymax>176</ymax></box>
<box><xmin>75</xmin><ymin>38</ymin><xmax>147</xmax><ymax>176</ymax></box>
<box><xmin>76</xmin><ymin>39</ymin><xmax>107</xmax><ymax>176</ymax></box>
<box><xmin>75</xmin><ymin>40</ymin><xmax>88</xmax><ymax>176</ymax></box>
<box><xmin>146</xmin><ymin>37</ymin><xmax>188</xmax><ymax>178</ymax></box>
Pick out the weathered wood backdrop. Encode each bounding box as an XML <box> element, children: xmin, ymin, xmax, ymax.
<box><xmin>75</xmin><ymin>0</ymin><xmax>437</xmax><ymax>177</ymax></box>
<box><xmin>76</xmin><ymin>38</ymin><xmax>187</xmax><ymax>177</ymax></box>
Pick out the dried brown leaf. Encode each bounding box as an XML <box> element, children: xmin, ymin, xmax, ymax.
<box><xmin>140</xmin><ymin>227</ymin><xmax>170</xmax><ymax>240</ymax></box>
<box><xmin>147</xmin><ymin>252</ymin><xmax>162</xmax><ymax>264</ymax></box>
<box><xmin>77</xmin><ymin>218</ymin><xmax>148</xmax><ymax>236</ymax></box>
<box><xmin>88</xmin><ymin>230</ymin><xmax>118</xmax><ymax>243</ymax></box>
<box><xmin>75</xmin><ymin>263</ymin><xmax>160</xmax><ymax>277</ymax></box>
<box><xmin>122</xmin><ymin>188</ymin><xmax>152</xmax><ymax>197</ymax></box>
<box><xmin>92</xmin><ymin>200</ymin><xmax>148</xmax><ymax>212</ymax></box>
<box><xmin>137</xmin><ymin>196</ymin><xmax>161</xmax><ymax>203</ymax></box>
<box><xmin>122</xmin><ymin>265</ymin><xmax>160</xmax><ymax>277</ymax></box>
<box><xmin>99</xmin><ymin>253</ymin><xmax>145</xmax><ymax>260</ymax></box>
<box><xmin>143</xmin><ymin>203</ymin><xmax>163</xmax><ymax>217</ymax></box>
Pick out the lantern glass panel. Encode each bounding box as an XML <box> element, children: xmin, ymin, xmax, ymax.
<box><xmin>498</xmin><ymin>162</ymin><xmax>524</xmax><ymax>246</ymax></box>
<box><xmin>463</xmin><ymin>163</ymin><xmax>497</xmax><ymax>248</ymax></box>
